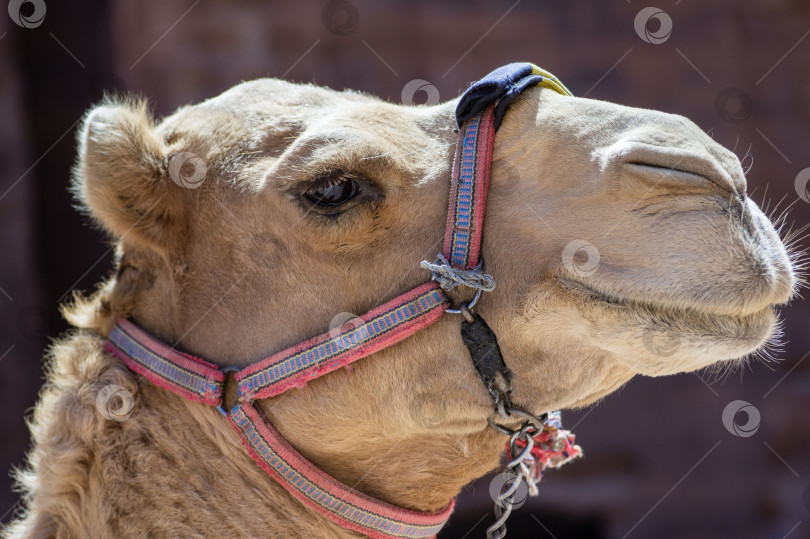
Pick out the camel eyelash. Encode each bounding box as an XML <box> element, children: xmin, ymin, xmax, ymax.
<box><xmin>298</xmin><ymin>170</ymin><xmax>382</xmax><ymax>215</ymax></box>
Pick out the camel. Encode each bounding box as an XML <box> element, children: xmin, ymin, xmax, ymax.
<box><xmin>4</xmin><ymin>67</ymin><xmax>795</xmax><ymax>538</ymax></box>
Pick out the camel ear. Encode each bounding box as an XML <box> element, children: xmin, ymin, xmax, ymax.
<box><xmin>73</xmin><ymin>99</ymin><xmax>177</xmax><ymax>247</ymax></box>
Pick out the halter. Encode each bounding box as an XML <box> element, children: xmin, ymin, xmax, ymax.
<box><xmin>104</xmin><ymin>62</ymin><xmax>581</xmax><ymax>539</ymax></box>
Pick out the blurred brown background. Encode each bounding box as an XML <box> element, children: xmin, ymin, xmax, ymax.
<box><xmin>2</xmin><ymin>1</ymin><xmax>810</xmax><ymax>537</ymax></box>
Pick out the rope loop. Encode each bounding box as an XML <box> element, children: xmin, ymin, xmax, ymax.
<box><xmin>420</xmin><ymin>254</ymin><xmax>496</xmax><ymax>292</ymax></box>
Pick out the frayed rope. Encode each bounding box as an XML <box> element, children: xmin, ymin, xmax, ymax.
<box><xmin>420</xmin><ymin>254</ymin><xmax>496</xmax><ymax>292</ymax></box>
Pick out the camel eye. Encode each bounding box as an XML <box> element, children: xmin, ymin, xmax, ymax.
<box><xmin>303</xmin><ymin>174</ymin><xmax>359</xmax><ymax>207</ymax></box>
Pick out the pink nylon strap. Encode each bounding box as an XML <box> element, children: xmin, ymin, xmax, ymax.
<box><xmin>103</xmin><ymin>280</ymin><xmax>452</xmax><ymax>539</ymax></box>
<box><xmin>236</xmin><ymin>282</ymin><xmax>448</xmax><ymax>401</ymax></box>
<box><xmin>230</xmin><ymin>403</ymin><xmax>453</xmax><ymax>538</ymax></box>
<box><xmin>105</xmin><ymin>319</ymin><xmax>224</xmax><ymax>406</ymax></box>
<box><xmin>442</xmin><ymin>104</ymin><xmax>496</xmax><ymax>271</ymax></box>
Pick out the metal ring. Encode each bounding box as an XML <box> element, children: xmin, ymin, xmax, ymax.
<box><xmin>505</xmin><ymin>436</ymin><xmax>534</xmax><ymax>468</ymax></box>
<box><xmin>445</xmin><ymin>288</ymin><xmax>482</xmax><ymax>314</ymax></box>
<box><xmin>487</xmin><ymin>406</ymin><xmax>547</xmax><ymax>435</ymax></box>
<box><xmin>506</xmin><ymin>408</ymin><xmax>546</xmax><ymax>431</ymax></box>
<box><xmin>487</xmin><ymin>414</ymin><xmax>515</xmax><ymax>436</ymax></box>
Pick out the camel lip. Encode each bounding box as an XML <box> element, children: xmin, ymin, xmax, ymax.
<box><xmin>555</xmin><ymin>275</ymin><xmax>780</xmax><ymax>364</ymax></box>
<box><xmin>554</xmin><ymin>275</ymin><xmax>775</xmax><ymax>322</ymax></box>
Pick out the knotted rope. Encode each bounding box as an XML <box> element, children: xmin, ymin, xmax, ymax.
<box><xmin>420</xmin><ymin>254</ymin><xmax>496</xmax><ymax>292</ymax></box>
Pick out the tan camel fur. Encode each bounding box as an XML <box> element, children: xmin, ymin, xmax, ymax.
<box><xmin>4</xmin><ymin>78</ymin><xmax>795</xmax><ymax>538</ymax></box>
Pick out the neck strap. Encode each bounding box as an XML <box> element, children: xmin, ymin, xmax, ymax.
<box><xmin>106</xmin><ymin>319</ymin><xmax>453</xmax><ymax>538</ymax></box>
<box><xmin>104</xmin><ymin>62</ymin><xmax>571</xmax><ymax>539</ymax></box>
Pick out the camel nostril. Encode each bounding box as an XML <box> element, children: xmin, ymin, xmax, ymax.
<box><xmin>604</xmin><ymin>140</ymin><xmax>741</xmax><ymax>195</ymax></box>
<box><xmin>623</xmin><ymin>162</ymin><xmax>734</xmax><ymax>194</ymax></box>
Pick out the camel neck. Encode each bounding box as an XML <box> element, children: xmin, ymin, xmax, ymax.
<box><xmin>263</xmin><ymin>397</ymin><xmax>507</xmax><ymax>514</ymax></box>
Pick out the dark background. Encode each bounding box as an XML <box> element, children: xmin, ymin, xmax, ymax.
<box><xmin>2</xmin><ymin>1</ymin><xmax>810</xmax><ymax>537</ymax></box>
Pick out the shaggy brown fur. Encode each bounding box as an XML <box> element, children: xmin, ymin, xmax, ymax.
<box><xmin>4</xmin><ymin>79</ymin><xmax>795</xmax><ymax>537</ymax></box>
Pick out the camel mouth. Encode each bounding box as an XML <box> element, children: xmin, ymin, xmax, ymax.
<box><xmin>552</xmin><ymin>274</ymin><xmax>783</xmax><ymax>375</ymax></box>
<box><xmin>556</xmin><ymin>275</ymin><xmax>777</xmax><ymax>340</ymax></box>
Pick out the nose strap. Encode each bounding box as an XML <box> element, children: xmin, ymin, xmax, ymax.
<box><xmin>455</xmin><ymin>62</ymin><xmax>573</xmax><ymax>130</ymax></box>
<box><xmin>436</xmin><ymin>62</ymin><xmax>572</xmax><ymax>411</ymax></box>
<box><xmin>443</xmin><ymin>62</ymin><xmax>573</xmax><ymax>272</ymax></box>
<box><xmin>442</xmin><ymin>104</ymin><xmax>497</xmax><ymax>270</ymax></box>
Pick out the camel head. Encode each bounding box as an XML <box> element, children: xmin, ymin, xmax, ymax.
<box><xmin>71</xmin><ymin>77</ymin><xmax>795</xmax><ymax>507</ymax></box>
